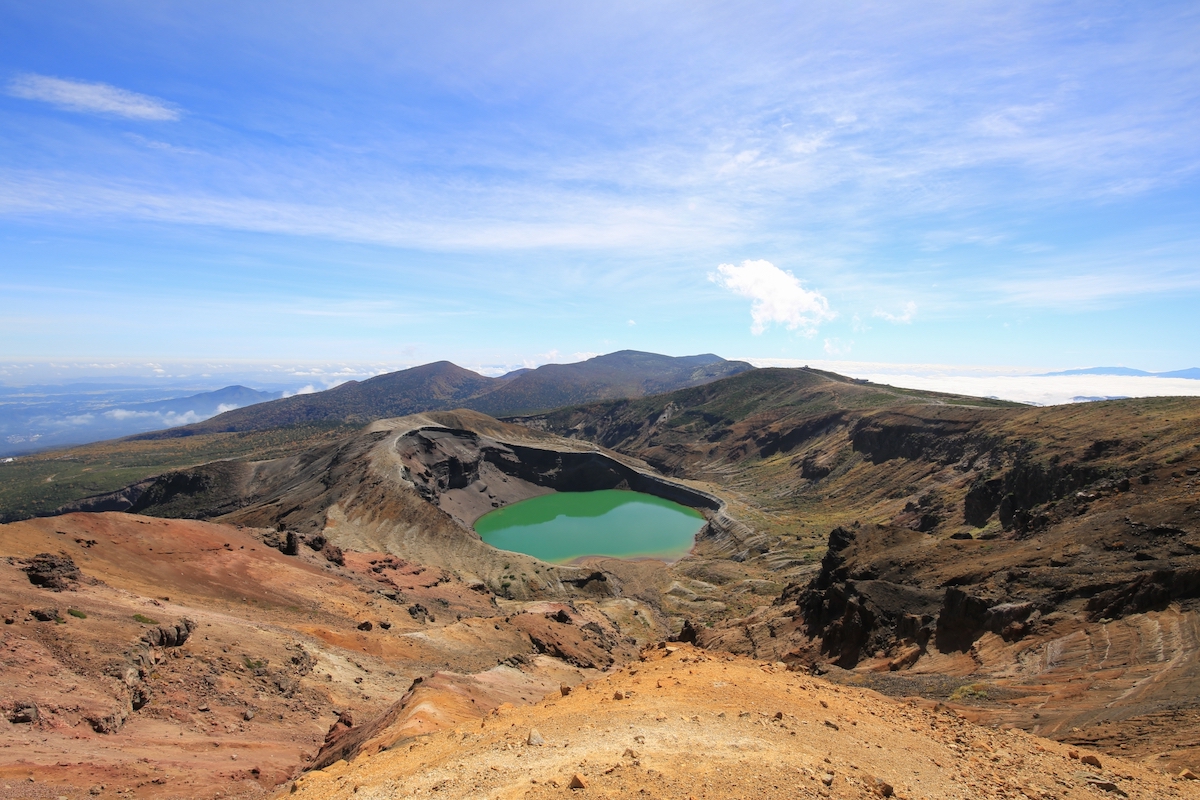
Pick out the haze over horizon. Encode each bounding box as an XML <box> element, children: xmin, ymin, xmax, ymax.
<box><xmin>4</xmin><ymin>2</ymin><xmax>1199</xmax><ymax>379</ymax></box>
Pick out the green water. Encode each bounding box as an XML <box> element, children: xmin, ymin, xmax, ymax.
<box><xmin>474</xmin><ymin>489</ymin><xmax>705</xmax><ymax>564</ymax></box>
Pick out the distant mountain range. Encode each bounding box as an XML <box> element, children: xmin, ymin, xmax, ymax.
<box><xmin>1041</xmin><ymin>366</ymin><xmax>1200</xmax><ymax>379</ymax></box>
<box><xmin>133</xmin><ymin>351</ymin><xmax>754</xmax><ymax>438</ymax></box>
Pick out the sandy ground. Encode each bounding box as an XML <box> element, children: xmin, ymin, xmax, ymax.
<box><xmin>288</xmin><ymin>644</ymin><xmax>1200</xmax><ymax>800</ymax></box>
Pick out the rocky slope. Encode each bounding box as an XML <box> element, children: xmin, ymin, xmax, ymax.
<box><xmin>7</xmin><ymin>366</ymin><xmax>1200</xmax><ymax>793</ymax></box>
<box><xmin>288</xmin><ymin>643</ymin><xmax>1198</xmax><ymax>799</ymax></box>
<box><xmin>524</xmin><ymin>369</ymin><xmax>1200</xmax><ymax>771</ymax></box>
<box><xmin>0</xmin><ymin>512</ymin><xmax>661</xmax><ymax>799</ymax></box>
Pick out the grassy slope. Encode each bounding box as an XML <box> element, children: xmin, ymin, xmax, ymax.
<box><xmin>0</xmin><ymin>423</ymin><xmax>355</xmax><ymax>521</ymax></box>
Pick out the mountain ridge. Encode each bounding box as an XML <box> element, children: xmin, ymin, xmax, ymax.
<box><xmin>130</xmin><ymin>350</ymin><xmax>753</xmax><ymax>438</ymax></box>
<box><xmin>1041</xmin><ymin>365</ymin><xmax>1200</xmax><ymax>378</ymax></box>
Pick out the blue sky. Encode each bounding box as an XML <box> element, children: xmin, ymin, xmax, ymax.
<box><xmin>3</xmin><ymin>0</ymin><xmax>1199</xmax><ymax>382</ymax></box>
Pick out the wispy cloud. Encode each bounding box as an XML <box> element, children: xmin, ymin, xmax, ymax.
<box><xmin>0</xmin><ymin>171</ymin><xmax>737</xmax><ymax>251</ymax></box>
<box><xmin>823</xmin><ymin>337</ymin><xmax>853</xmax><ymax>356</ymax></box>
<box><xmin>994</xmin><ymin>268</ymin><xmax>1200</xmax><ymax>308</ymax></box>
<box><xmin>8</xmin><ymin>74</ymin><xmax>180</xmax><ymax>120</ymax></box>
<box><xmin>105</xmin><ymin>408</ymin><xmax>204</xmax><ymax>425</ymax></box>
<box><xmin>710</xmin><ymin>260</ymin><xmax>835</xmax><ymax>335</ymax></box>
<box><xmin>873</xmin><ymin>301</ymin><xmax>917</xmax><ymax>324</ymax></box>
<box><xmin>2</xmin><ymin>4</ymin><xmax>1199</xmax><ymax>367</ymax></box>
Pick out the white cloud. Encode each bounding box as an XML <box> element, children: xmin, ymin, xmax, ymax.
<box><xmin>823</xmin><ymin>338</ymin><xmax>853</xmax><ymax>356</ymax></box>
<box><xmin>873</xmin><ymin>301</ymin><xmax>917</xmax><ymax>324</ymax></box>
<box><xmin>627</xmin><ymin>319</ymin><xmax>636</xmax><ymax>326</ymax></box>
<box><xmin>282</xmin><ymin>385</ymin><xmax>318</xmax><ymax>397</ymax></box>
<box><xmin>103</xmin><ymin>409</ymin><xmax>204</xmax><ymax>425</ymax></box>
<box><xmin>9</xmin><ymin>74</ymin><xmax>180</xmax><ymax>120</ymax></box>
<box><xmin>709</xmin><ymin>259</ymin><xmax>834</xmax><ymax>335</ymax></box>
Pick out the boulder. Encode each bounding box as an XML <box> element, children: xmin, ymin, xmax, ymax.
<box><xmin>671</xmin><ymin>620</ymin><xmax>699</xmax><ymax>643</ymax></box>
<box><xmin>22</xmin><ymin>553</ymin><xmax>81</xmax><ymax>591</ymax></box>
<box><xmin>9</xmin><ymin>703</ymin><xmax>39</xmax><ymax>724</ymax></box>
<box><xmin>280</xmin><ymin>531</ymin><xmax>301</xmax><ymax>556</ymax></box>
<box><xmin>143</xmin><ymin>618</ymin><xmax>197</xmax><ymax>648</ymax></box>
<box><xmin>321</xmin><ymin>543</ymin><xmax>345</xmax><ymax>566</ymax></box>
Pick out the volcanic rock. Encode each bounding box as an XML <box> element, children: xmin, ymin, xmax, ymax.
<box><xmin>22</xmin><ymin>553</ymin><xmax>81</xmax><ymax>590</ymax></box>
<box><xmin>9</xmin><ymin>703</ymin><xmax>39</xmax><ymax>724</ymax></box>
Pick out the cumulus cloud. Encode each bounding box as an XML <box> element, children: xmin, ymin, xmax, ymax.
<box><xmin>8</xmin><ymin>74</ymin><xmax>180</xmax><ymax>120</ymax></box>
<box><xmin>873</xmin><ymin>301</ymin><xmax>918</xmax><ymax>324</ymax></box>
<box><xmin>282</xmin><ymin>385</ymin><xmax>318</xmax><ymax>398</ymax></box>
<box><xmin>709</xmin><ymin>259</ymin><xmax>834</xmax><ymax>335</ymax></box>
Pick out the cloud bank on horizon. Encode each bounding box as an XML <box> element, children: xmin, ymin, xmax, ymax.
<box><xmin>743</xmin><ymin>358</ymin><xmax>1200</xmax><ymax>406</ymax></box>
<box><xmin>1</xmin><ymin>1</ymin><xmax>1198</xmax><ymax>372</ymax></box>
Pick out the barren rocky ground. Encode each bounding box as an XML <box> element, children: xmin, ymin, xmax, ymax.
<box><xmin>0</xmin><ymin>513</ymin><xmax>652</xmax><ymax>799</ymax></box>
<box><xmin>291</xmin><ymin>643</ymin><xmax>1199</xmax><ymax>799</ymax></box>
<box><xmin>2</xmin><ymin>369</ymin><xmax>1199</xmax><ymax>798</ymax></box>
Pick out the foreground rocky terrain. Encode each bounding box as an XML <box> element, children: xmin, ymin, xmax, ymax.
<box><xmin>0</xmin><ymin>512</ymin><xmax>653</xmax><ymax>798</ymax></box>
<box><xmin>293</xmin><ymin>643</ymin><xmax>1197</xmax><ymax>800</ymax></box>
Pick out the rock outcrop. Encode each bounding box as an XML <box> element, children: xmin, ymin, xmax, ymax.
<box><xmin>21</xmin><ymin>552</ymin><xmax>82</xmax><ymax>590</ymax></box>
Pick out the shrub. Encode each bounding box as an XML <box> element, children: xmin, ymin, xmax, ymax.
<box><xmin>68</xmin><ymin>608</ymin><xmax>87</xmax><ymax>619</ymax></box>
<box><xmin>949</xmin><ymin>683</ymin><xmax>990</xmax><ymax>702</ymax></box>
<box><xmin>132</xmin><ymin>613</ymin><xmax>158</xmax><ymax>625</ymax></box>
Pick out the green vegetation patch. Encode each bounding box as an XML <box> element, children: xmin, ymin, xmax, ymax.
<box><xmin>132</xmin><ymin>613</ymin><xmax>159</xmax><ymax>625</ymax></box>
<box><xmin>949</xmin><ymin>682</ymin><xmax>991</xmax><ymax>703</ymax></box>
<box><xmin>67</xmin><ymin>608</ymin><xmax>87</xmax><ymax>619</ymax></box>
